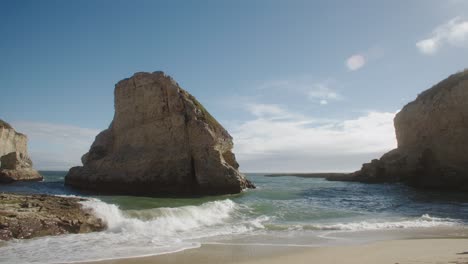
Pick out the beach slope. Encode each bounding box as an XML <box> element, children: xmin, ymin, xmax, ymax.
<box><xmin>87</xmin><ymin>238</ymin><xmax>468</xmax><ymax>264</ymax></box>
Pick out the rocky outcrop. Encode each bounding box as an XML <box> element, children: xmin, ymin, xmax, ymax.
<box><xmin>0</xmin><ymin>193</ymin><xmax>105</xmax><ymax>240</ymax></box>
<box><xmin>332</xmin><ymin>69</ymin><xmax>468</xmax><ymax>190</ymax></box>
<box><xmin>0</xmin><ymin>120</ymin><xmax>42</xmax><ymax>183</ymax></box>
<box><xmin>65</xmin><ymin>71</ymin><xmax>254</xmax><ymax>196</ymax></box>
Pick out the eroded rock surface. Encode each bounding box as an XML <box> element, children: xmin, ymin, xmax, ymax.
<box><xmin>333</xmin><ymin>70</ymin><xmax>468</xmax><ymax>190</ymax></box>
<box><xmin>0</xmin><ymin>193</ymin><xmax>105</xmax><ymax>240</ymax></box>
<box><xmin>65</xmin><ymin>71</ymin><xmax>254</xmax><ymax>196</ymax></box>
<box><xmin>0</xmin><ymin>120</ymin><xmax>42</xmax><ymax>183</ymax></box>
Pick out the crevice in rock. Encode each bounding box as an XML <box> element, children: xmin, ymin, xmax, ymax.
<box><xmin>180</xmin><ymin>89</ymin><xmax>200</xmax><ymax>189</ymax></box>
<box><xmin>190</xmin><ymin>154</ymin><xmax>198</xmax><ymax>186</ymax></box>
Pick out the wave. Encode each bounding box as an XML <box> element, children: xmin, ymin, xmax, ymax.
<box><xmin>0</xmin><ymin>196</ymin><xmax>462</xmax><ymax>264</ymax></box>
<box><xmin>0</xmin><ymin>198</ymin><xmax>267</xmax><ymax>264</ymax></box>
<box><xmin>307</xmin><ymin>214</ymin><xmax>460</xmax><ymax>231</ymax></box>
<box><xmin>82</xmin><ymin>198</ymin><xmax>237</xmax><ymax>233</ymax></box>
<box><xmin>265</xmin><ymin>214</ymin><xmax>460</xmax><ymax>232</ymax></box>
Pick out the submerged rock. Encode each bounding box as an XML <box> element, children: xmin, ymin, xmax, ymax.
<box><xmin>332</xmin><ymin>69</ymin><xmax>468</xmax><ymax>190</ymax></box>
<box><xmin>65</xmin><ymin>71</ymin><xmax>254</xmax><ymax>196</ymax></box>
<box><xmin>0</xmin><ymin>120</ymin><xmax>42</xmax><ymax>183</ymax></box>
<box><xmin>0</xmin><ymin>193</ymin><xmax>105</xmax><ymax>240</ymax></box>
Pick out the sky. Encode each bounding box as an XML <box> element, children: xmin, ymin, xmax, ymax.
<box><xmin>1</xmin><ymin>0</ymin><xmax>468</xmax><ymax>172</ymax></box>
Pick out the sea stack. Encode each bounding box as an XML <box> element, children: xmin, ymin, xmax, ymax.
<box><xmin>336</xmin><ymin>69</ymin><xmax>468</xmax><ymax>190</ymax></box>
<box><xmin>65</xmin><ymin>71</ymin><xmax>254</xmax><ymax>196</ymax></box>
<box><xmin>0</xmin><ymin>120</ymin><xmax>42</xmax><ymax>183</ymax></box>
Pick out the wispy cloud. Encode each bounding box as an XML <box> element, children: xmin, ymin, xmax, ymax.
<box><xmin>256</xmin><ymin>80</ymin><xmax>292</xmax><ymax>90</ymax></box>
<box><xmin>308</xmin><ymin>82</ymin><xmax>342</xmax><ymax>105</ymax></box>
<box><xmin>12</xmin><ymin>121</ymin><xmax>100</xmax><ymax>170</ymax></box>
<box><xmin>232</xmin><ymin>104</ymin><xmax>397</xmax><ymax>172</ymax></box>
<box><xmin>254</xmin><ymin>78</ymin><xmax>343</xmax><ymax>106</ymax></box>
<box><xmin>416</xmin><ymin>17</ymin><xmax>468</xmax><ymax>55</ymax></box>
<box><xmin>247</xmin><ymin>103</ymin><xmax>304</xmax><ymax>120</ymax></box>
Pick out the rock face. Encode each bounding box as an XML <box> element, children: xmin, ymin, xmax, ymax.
<box><xmin>65</xmin><ymin>71</ymin><xmax>254</xmax><ymax>196</ymax></box>
<box><xmin>0</xmin><ymin>120</ymin><xmax>42</xmax><ymax>183</ymax></box>
<box><xmin>0</xmin><ymin>193</ymin><xmax>105</xmax><ymax>240</ymax></box>
<box><xmin>337</xmin><ymin>70</ymin><xmax>468</xmax><ymax>190</ymax></box>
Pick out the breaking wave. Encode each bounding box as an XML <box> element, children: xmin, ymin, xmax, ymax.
<box><xmin>0</xmin><ymin>198</ymin><xmax>267</xmax><ymax>264</ymax></box>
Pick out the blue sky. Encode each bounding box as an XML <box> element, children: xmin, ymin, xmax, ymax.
<box><xmin>1</xmin><ymin>0</ymin><xmax>468</xmax><ymax>171</ymax></box>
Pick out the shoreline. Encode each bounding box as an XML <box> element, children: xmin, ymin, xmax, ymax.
<box><xmin>263</xmin><ymin>172</ymin><xmax>349</xmax><ymax>178</ymax></box>
<box><xmin>82</xmin><ymin>238</ymin><xmax>468</xmax><ymax>264</ymax></box>
<box><xmin>4</xmin><ymin>174</ymin><xmax>468</xmax><ymax>264</ymax></box>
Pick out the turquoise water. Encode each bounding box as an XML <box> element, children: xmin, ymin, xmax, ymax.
<box><xmin>1</xmin><ymin>172</ymin><xmax>468</xmax><ymax>263</ymax></box>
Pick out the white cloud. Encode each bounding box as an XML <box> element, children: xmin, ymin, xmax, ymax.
<box><xmin>232</xmin><ymin>104</ymin><xmax>397</xmax><ymax>172</ymax></box>
<box><xmin>416</xmin><ymin>39</ymin><xmax>439</xmax><ymax>54</ymax></box>
<box><xmin>248</xmin><ymin>104</ymin><xmax>287</xmax><ymax>119</ymax></box>
<box><xmin>253</xmin><ymin>78</ymin><xmax>343</xmax><ymax>106</ymax></box>
<box><xmin>12</xmin><ymin>122</ymin><xmax>101</xmax><ymax>170</ymax></box>
<box><xmin>308</xmin><ymin>83</ymin><xmax>342</xmax><ymax>104</ymax></box>
<box><xmin>416</xmin><ymin>17</ymin><xmax>468</xmax><ymax>55</ymax></box>
<box><xmin>345</xmin><ymin>46</ymin><xmax>384</xmax><ymax>71</ymax></box>
<box><xmin>256</xmin><ymin>80</ymin><xmax>291</xmax><ymax>90</ymax></box>
<box><xmin>346</xmin><ymin>54</ymin><xmax>366</xmax><ymax>71</ymax></box>
<box><xmin>11</xmin><ymin>105</ymin><xmax>397</xmax><ymax>173</ymax></box>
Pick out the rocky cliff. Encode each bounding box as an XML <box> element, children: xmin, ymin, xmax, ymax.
<box><xmin>65</xmin><ymin>71</ymin><xmax>254</xmax><ymax>196</ymax></box>
<box><xmin>0</xmin><ymin>120</ymin><xmax>42</xmax><ymax>183</ymax></box>
<box><xmin>333</xmin><ymin>69</ymin><xmax>468</xmax><ymax>190</ymax></box>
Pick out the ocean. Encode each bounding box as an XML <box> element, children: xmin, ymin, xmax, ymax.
<box><xmin>1</xmin><ymin>172</ymin><xmax>468</xmax><ymax>263</ymax></box>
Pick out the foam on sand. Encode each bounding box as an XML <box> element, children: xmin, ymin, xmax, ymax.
<box><xmin>0</xmin><ymin>198</ymin><xmax>267</xmax><ymax>264</ymax></box>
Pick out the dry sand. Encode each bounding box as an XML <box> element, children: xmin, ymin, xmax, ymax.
<box><xmin>85</xmin><ymin>238</ymin><xmax>468</xmax><ymax>264</ymax></box>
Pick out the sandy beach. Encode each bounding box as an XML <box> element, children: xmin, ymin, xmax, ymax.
<box><xmin>85</xmin><ymin>238</ymin><xmax>468</xmax><ymax>264</ymax></box>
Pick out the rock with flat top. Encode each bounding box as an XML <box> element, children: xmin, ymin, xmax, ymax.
<box><xmin>0</xmin><ymin>120</ymin><xmax>42</xmax><ymax>183</ymax></box>
<box><xmin>65</xmin><ymin>71</ymin><xmax>254</xmax><ymax>196</ymax></box>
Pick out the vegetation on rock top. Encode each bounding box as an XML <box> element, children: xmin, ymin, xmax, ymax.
<box><xmin>0</xmin><ymin>120</ymin><xmax>13</xmax><ymax>129</ymax></box>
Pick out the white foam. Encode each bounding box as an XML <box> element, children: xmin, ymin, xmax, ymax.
<box><xmin>0</xmin><ymin>198</ymin><xmax>267</xmax><ymax>264</ymax></box>
<box><xmin>0</xmin><ymin>196</ymin><xmax>462</xmax><ymax>264</ymax></box>
<box><xmin>300</xmin><ymin>214</ymin><xmax>460</xmax><ymax>231</ymax></box>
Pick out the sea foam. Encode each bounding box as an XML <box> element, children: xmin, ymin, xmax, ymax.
<box><xmin>309</xmin><ymin>214</ymin><xmax>460</xmax><ymax>231</ymax></box>
<box><xmin>264</xmin><ymin>214</ymin><xmax>461</xmax><ymax>232</ymax></box>
<box><xmin>0</xmin><ymin>197</ymin><xmax>462</xmax><ymax>264</ymax></box>
<box><xmin>81</xmin><ymin>198</ymin><xmax>252</xmax><ymax>235</ymax></box>
<box><xmin>0</xmin><ymin>198</ymin><xmax>265</xmax><ymax>264</ymax></box>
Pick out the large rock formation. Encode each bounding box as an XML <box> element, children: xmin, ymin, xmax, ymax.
<box><xmin>0</xmin><ymin>120</ymin><xmax>42</xmax><ymax>183</ymax></box>
<box><xmin>65</xmin><ymin>71</ymin><xmax>254</xmax><ymax>196</ymax></box>
<box><xmin>331</xmin><ymin>69</ymin><xmax>468</xmax><ymax>190</ymax></box>
<box><xmin>0</xmin><ymin>193</ymin><xmax>105</xmax><ymax>240</ymax></box>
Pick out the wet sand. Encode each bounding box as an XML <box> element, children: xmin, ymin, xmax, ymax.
<box><xmin>85</xmin><ymin>238</ymin><xmax>468</xmax><ymax>264</ymax></box>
